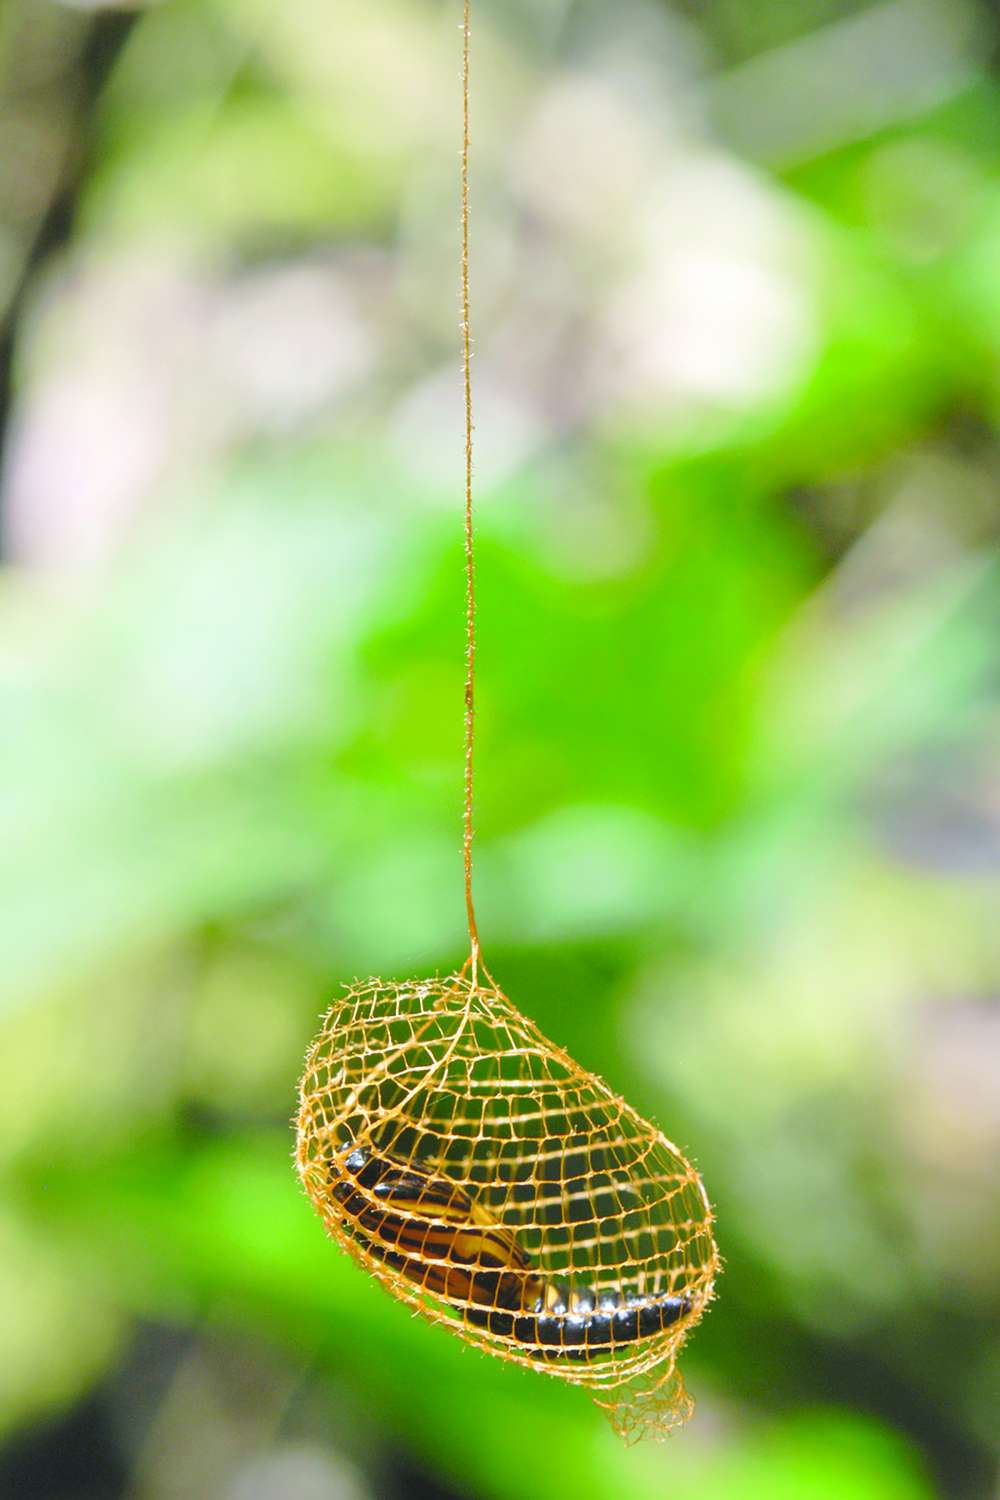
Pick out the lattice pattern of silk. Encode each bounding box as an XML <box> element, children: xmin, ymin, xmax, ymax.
<box><xmin>296</xmin><ymin>967</ymin><xmax>718</xmax><ymax>1441</ymax></box>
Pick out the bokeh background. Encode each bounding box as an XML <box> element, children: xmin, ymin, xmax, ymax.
<box><xmin>1</xmin><ymin>0</ymin><xmax>999</xmax><ymax>1497</ymax></box>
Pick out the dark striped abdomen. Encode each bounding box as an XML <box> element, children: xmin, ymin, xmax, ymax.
<box><xmin>330</xmin><ymin>1145</ymin><xmax>536</xmax><ymax>1311</ymax></box>
<box><xmin>329</xmin><ymin>1144</ymin><xmax>692</xmax><ymax>1356</ymax></box>
<box><xmin>467</xmin><ymin>1284</ymin><xmax>691</xmax><ymax>1359</ymax></box>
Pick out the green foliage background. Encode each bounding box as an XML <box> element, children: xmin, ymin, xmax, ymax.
<box><xmin>0</xmin><ymin>2</ymin><xmax>998</xmax><ymax>1498</ymax></box>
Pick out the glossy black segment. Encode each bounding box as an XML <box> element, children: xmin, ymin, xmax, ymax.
<box><xmin>496</xmin><ymin>1276</ymin><xmax>528</xmax><ymax>1311</ymax></box>
<box><xmin>476</xmin><ymin>1291</ymin><xmax>693</xmax><ymax>1355</ymax></box>
<box><xmin>586</xmin><ymin>1313</ymin><xmax>614</xmax><ymax>1346</ymax></box>
<box><xmin>641</xmin><ymin>1296</ymin><xmax>689</xmax><ymax>1334</ymax></box>
<box><xmin>612</xmin><ymin>1307</ymin><xmax>640</xmax><ymax>1342</ymax></box>
<box><xmin>535</xmin><ymin>1316</ymin><xmax>562</xmax><ymax>1346</ymax></box>
<box><xmin>349</xmin><ymin>1149</ymin><xmax>390</xmax><ymax>1193</ymax></box>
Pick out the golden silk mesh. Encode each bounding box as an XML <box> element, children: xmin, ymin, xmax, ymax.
<box><xmin>296</xmin><ymin>965</ymin><xmax>718</xmax><ymax>1440</ymax></box>
<box><xmin>296</xmin><ymin>6</ymin><xmax>718</xmax><ymax>1442</ymax></box>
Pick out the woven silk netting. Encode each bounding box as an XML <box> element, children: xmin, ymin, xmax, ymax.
<box><xmin>296</xmin><ymin>967</ymin><xmax>718</xmax><ymax>1440</ymax></box>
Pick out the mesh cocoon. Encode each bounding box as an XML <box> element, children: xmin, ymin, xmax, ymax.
<box><xmin>296</xmin><ymin>967</ymin><xmax>718</xmax><ymax>1439</ymax></box>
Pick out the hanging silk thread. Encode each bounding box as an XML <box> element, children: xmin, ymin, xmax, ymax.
<box><xmin>296</xmin><ymin>2</ymin><xmax>719</xmax><ymax>1442</ymax></box>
